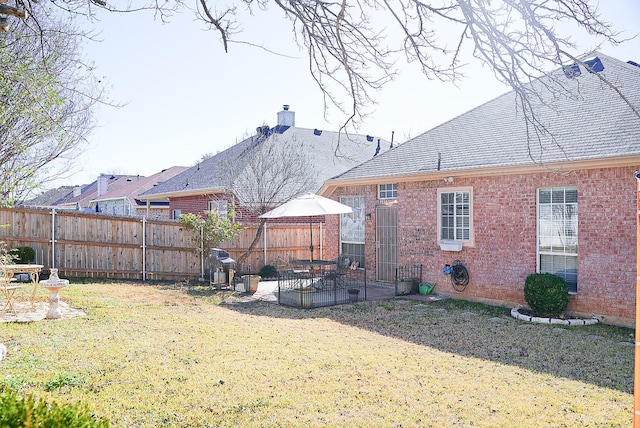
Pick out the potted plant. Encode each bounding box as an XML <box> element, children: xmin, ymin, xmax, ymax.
<box><xmin>396</xmin><ymin>278</ymin><xmax>414</xmax><ymax>295</ymax></box>
<box><xmin>294</xmin><ymin>286</ymin><xmax>314</xmax><ymax>308</ymax></box>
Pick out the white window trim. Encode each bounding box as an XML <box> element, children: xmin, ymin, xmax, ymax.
<box><xmin>437</xmin><ymin>186</ymin><xmax>474</xmax><ymax>247</ymax></box>
<box><xmin>536</xmin><ymin>186</ymin><xmax>578</xmax><ymax>294</ymax></box>
<box><xmin>378</xmin><ymin>183</ymin><xmax>397</xmax><ymax>200</ymax></box>
<box><xmin>208</xmin><ymin>200</ymin><xmax>229</xmax><ymax>218</ymax></box>
<box><xmin>340</xmin><ymin>196</ymin><xmax>365</xmax><ymax>244</ymax></box>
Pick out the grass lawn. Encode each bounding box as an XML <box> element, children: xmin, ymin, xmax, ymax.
<box><xmin>0</xmin><ymin>281</ymin><xmax>634</xmax><ymax>427</ymax></box>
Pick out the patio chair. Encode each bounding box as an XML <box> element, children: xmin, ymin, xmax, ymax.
<box><xmin>0</xmin><ymin>275</ymin><xmax>20</xmax><ymax>316</ymax></box>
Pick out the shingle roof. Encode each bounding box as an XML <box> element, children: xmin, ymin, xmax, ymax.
<box><xmin>90</xmin><ymin>166</ymin><xmax>188</xmax><ymax>206</ymax></box>
<box><xmin>60</xmin><ymin>175</ymin><xmax>139</xmax><ymax>209</ymax></box>
<box><xmin>22</xmin><ymin>175</ymin><xmax>137</xmax><ymax>209</ymax></box>
<box><xmin>328</xmin><ymin>52</ymin><xmax>640</xmax><ymax>183</ymax></box>
<box><xmin>141</xmin><ymin>127</ymin><xmax>390</xmax><ymax>199</ymax></box>
<box><xmin>22</xmin><ymin>186</ymin><xmax>77</xmax><ymax>207</ymax></box>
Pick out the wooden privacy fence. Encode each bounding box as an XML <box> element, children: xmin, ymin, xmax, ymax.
<box><xmin>0</xmin><ymin>207</ymin><xmax>328</xmax><ymax>281</ymax></box>
<box><xmin>227</xmin><ymin>223</ymin><xmax>330</xmax><ymax>275</ymax></box>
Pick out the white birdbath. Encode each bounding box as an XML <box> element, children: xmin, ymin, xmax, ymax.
<box><xmin>39</xmin><ymin>268</ymin><xmax>69</xmax><ymax>319</ymax></box>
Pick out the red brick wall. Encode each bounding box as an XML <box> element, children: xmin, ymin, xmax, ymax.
<box><xmin>170</xmin><ymin>194</ymin><xmax>212</xmax><ymax>215</ymax></box>
<box><xmin>332</xmin><ymin>165</ymin><xmax>638</xmax><ymax>327</ymax></box>
<box><xmin>170</xmin><ymin>195</ymin><xmax>326</xmax><ymax>225</ymax></box>
<box><xmin>324</xmin><ymin>186</ymin><xmax>383</xmax><ymax>270</ymax></box>
<box><xmin>170</xmin><ymin>194</ymin><xmax>331</xmax><ymax>264</ymax></box>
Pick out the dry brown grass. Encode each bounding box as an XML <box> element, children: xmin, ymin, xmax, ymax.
<box><xmin>0</xmin><ymin>281</ymin><xmax>633</xmax><ymax>427</ymax></box>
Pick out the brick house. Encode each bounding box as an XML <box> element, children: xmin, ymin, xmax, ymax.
<box><xmin>140</xmin><ymin>105</ymin><xmax>389</xmax><ymax>221</ymax></box>
<box><xmin>139</xmin><ymin>105</ymin><xmax>389</xmax><ymax>267</ymax></box>
<box><xmin>319</xmin><ymin>52</ymin><xmax>640</xmax><ymax>327</ymax></box>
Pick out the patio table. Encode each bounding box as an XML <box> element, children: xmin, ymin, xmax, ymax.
<box><xmin>0</xmin><ymin>264</ymin><xmax>44</xmax><ymax>310</ymax></box>
<box><xmin>292</xmin><ymin>259</ymin><xmax>336</xmax><ymax>273</ymax></box>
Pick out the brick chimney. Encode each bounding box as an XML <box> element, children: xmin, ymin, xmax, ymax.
<box><xmin>277</xmin><ymin>104</ymin><xmax>295</xmax><ymax>127</ymax></box>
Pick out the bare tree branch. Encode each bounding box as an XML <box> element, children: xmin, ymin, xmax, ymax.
<box><xmin>8</xmin><ymin>0</ymin><xmax>637</xmax><ymax>167</ymax></box>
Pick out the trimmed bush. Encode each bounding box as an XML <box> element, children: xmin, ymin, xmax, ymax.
<box><xmin>0</xmin><ymin>388</ymin><xmax>109</xmax><ymax>427</ymax></box>
<box><xmin>9</xmin><ymin>247</ymin><xmax>35</xmax><ymax>264</ymax></box>
<box><xmin>259</xmin><ymin>264</ymin><xmax>278</xmax><ymax>278</ymax></box>
<box><xmin>523</xmin><ymin>273</ymin><xmax>569</xmax><ymax>317</ymax></box>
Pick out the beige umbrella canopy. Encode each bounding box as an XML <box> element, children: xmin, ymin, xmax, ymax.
<box><xmin>259</xmin><ymin>193</ymin><xmax>353</xmax><ymax>261</ymax></box>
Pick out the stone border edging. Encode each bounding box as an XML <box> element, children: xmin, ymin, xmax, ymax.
<box><xmin>510</xmin><ymin>305</ymin><xmax>599</xmax><ymax>326</ymax></box>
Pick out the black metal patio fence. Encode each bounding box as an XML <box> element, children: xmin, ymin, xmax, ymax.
<box><xmin>277</xmin><ymin>268</ymin><xmax>367</xmax><ymax>309</ymax></box>
<box><xmin>395</xmin><ymin>264</ymin><xmax>423</xmax><ymax>296</ymax></box>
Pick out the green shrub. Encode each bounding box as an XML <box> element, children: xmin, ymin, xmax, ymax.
<box><xmin>259</xmin><ymin>264</ymin><xmax>278</xmax><ymax>278</ymax></box>
<box><xmin>9</xmin><ymin>247</ymin><xmax>35</xmax><ymax>264</ymax></box>
<box><xmin>523</xmin><ymin>273</ymin><xmax>569</xmax><ymax>317</ymax></box>
<box><xmin>0</xmin><ymin>388</ymin><xmax>109</xmax><ymax>427</ymax></box>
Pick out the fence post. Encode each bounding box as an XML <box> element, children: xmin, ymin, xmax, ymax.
<box><xmin>319</xmin><ymin>222</ymin><xmax>323</xmax><ymax>260</ymax></box>
<box><xmin>50</xmin><ymin>208</ymin><xmax>56</xmax><ymax>268</ymax></box>
<box><xmin>141</xmin><ymin>217</ymin><xmax>147</xmax><ymax>281</ymax></box>
<box><xmin>200</xmin><ymin>225</ymin><xmax>204</xmax><ymax>281</ymax></box>
<box><xmin>263</xmin><ymin>222</ymin><xmax>267</xmax><ymax>266</ymax></box>
<box><xmin>634</xmin><ymin>173</ymin><xmax>640</xmax><ymax>427</ymax></box>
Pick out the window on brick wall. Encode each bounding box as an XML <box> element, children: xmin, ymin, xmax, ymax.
<box><xmin>208</xmin><ymin>200</ymin><xmax>228</xmax><ymax>219</ymax></box>
<box><xmin>340</xmin><ymin>196</ymin><xmax>365</xmax><ymax>268</ymax></box>
<box><xmin>378</xmin><ymin>184</ymin><xmax>397</xmax><ymax>199</ymax></box>
<box><xmin>172</xmin><ymin>209</ymin><xmax>181</xmax><ymax>220</ymax></box>
<box><xmin>537</xmin><ymin>187</ymin><xmax>578</xmax><ymax>293</ymax></box>
<box><xmin>437</xmin><ymin>187</ymin><xmax>473</xmax><ymax>245</ymax></box>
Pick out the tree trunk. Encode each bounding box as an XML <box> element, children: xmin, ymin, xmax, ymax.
<box><xmin>236</xmin><ymin>218</ymin><xmax>266</xmax><ymax>266</ymax></box>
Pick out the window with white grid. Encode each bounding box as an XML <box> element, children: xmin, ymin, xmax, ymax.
<box><xmin>438</xmin><ymin>187</ymin><xmax>473</xmax><ymax>244</ymax></box>
<box><xmin>537</xmin><ymin>187</ymin><xmax>578</xmax><ymax>293</ymax></box>
<box><xmin>378</xmin><ymin>184</ymin><xmax>397</xmax><ymax>199</ymax></box>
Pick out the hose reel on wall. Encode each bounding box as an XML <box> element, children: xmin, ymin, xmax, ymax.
<box><xmin>449</xmin><ymin>259</ymin><xmax>469</xmax><ymax>292</ymax></box>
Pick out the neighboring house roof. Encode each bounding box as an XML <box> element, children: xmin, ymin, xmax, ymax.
<box><xmin>22</xmin><ymin>186</ymin><xmax>78</xmax><ymax>207</ymax></box>
<box><xmin>322</xmin><ymin>52</ymin><xmax>640</xmax><ymax>189</ymax></box>
<box><xmin>22</xmin><ymin>175</ymin><xmax>135</xmax><ymax>210</ymax></box>
<box><xmin>90</xmin><ymin>166</ymin><xmax>189</xmax><ymax>208</ymax></box>
<box><xmin>58</xmin><ymin>175</ymin><xmax>140</xmax><ymax>210</ymax></box>
<box><xmin>141</xmin><ymin>110</ymin><xmax>390</xmax><ymax>201</ymax></box>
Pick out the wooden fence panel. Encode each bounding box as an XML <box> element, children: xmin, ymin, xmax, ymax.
<box><xmin>223</xmin><ymin>223</ymin><xmax>331</xmax><ymax>274</ymax></box>
<box><xmin>0</xmin><ymin>208</ymin><xmax>331</xmax><ymax>280</ymax></box>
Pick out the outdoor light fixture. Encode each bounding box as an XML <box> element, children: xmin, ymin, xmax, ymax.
<box><xmin>365</xmin><ymin>213</ymin><xmax>372</xmax><ymax>220</ymax></box>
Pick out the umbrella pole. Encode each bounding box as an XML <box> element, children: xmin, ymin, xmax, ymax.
<box><xmin>309</xmin><ymin>217</ymin><xmax>314</xmax><ymax>262</ymax></box>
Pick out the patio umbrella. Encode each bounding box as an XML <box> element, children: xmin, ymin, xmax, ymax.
<box><xmin>259</xmin><ymin>193</ymin><xmax>353</xmax><ymax>262</ymax></box>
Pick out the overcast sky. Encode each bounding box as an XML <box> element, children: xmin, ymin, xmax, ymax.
<box><xmin>55</xmin><ymin>1</ymin><xmax>640</xmax><ymax>187</ymax></box>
